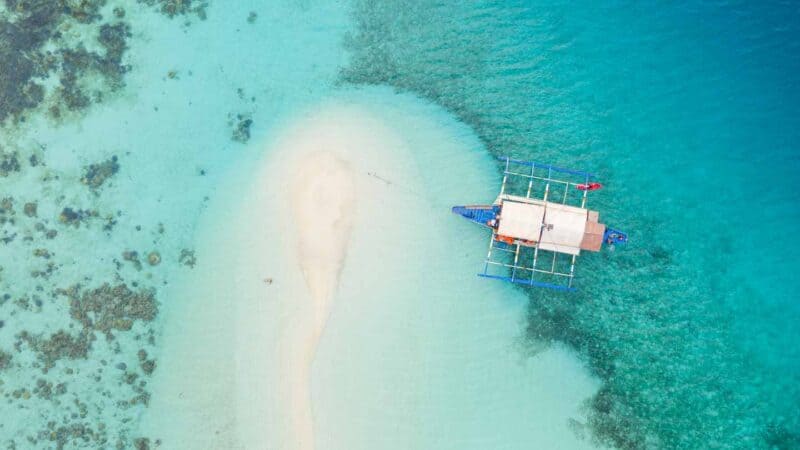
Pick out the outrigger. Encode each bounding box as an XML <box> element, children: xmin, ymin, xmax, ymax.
<box><xmin>452</xmin><ymin>156</ymin><xmax>628</xmax><ymax>291</ymax></box>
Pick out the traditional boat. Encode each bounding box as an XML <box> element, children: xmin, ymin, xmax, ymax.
<box><xmin>452</xmin><ymin>156</ymin><xmax>628</xmax><ymax>291</ymax></box>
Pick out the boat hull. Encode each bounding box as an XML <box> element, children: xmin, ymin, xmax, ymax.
<box><xmin>451</xmin><ymin>205</ymin><xmax>499</xmax><ymax>228</ymax></box>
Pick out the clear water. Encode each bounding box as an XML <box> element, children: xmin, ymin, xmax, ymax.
<box><xmin>1</xmin><ymin>0</ymin><xmax>798</xmax><ymax>449</ymax></box>
<box><xmin>342</xmin><ymin>1</ymin><xmax>800</xmax><ymax>447</ymax></box>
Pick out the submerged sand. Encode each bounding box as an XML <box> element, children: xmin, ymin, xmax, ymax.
<box><xmin>139</xmin><ymin>91</ymin><xmax>600</xmax><ymax>450</ymax></box>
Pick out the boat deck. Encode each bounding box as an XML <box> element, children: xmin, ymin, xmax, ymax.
<box><xmin>480</xmin><ymin>157</ymin><xmax>601</xmax><ymax>290</ymax></box>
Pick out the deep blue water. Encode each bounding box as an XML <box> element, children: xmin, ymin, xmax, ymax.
<box><xmin>343</xmin><ymin>0</ymin><xmax>800</xmax><ymax>447</ymax></box>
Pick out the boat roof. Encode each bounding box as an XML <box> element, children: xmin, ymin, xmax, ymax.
<box><xmin>477</xmin><ymin>156</ymin><xmax>610</xmax><ymax>291</ymax></box>
<box><xmin>495</xmin><ymin>195</ymin><xmax>603</xmax><ymax>256</ymax></box>
<box><xmin>496</xmin><ymin>199</ymin><xmax>544</xmax><ymax>242</ymax></box>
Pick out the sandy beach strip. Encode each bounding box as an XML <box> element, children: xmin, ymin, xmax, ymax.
<box><xmin>284</xmin><ymin>151</ymin><xmax>357</xmax><ymax>450</ymax></box>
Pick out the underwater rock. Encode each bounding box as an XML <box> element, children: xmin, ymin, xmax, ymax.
<box><xmin>24</xmin><ymin>201</ymin><xmax>38</xmax><ymax>217</ymax></box>
<box><xmin>31</xmin><ymin>262</ymin><xmax>58</xmax><ymax>278</ymax></box>
<box><xmin>0</xmin><ymin>150</ymin><xmax>21</xmax><ymax>176</ymax></box>
<box><xmin>123</xmin><ymin>250</ymin><xmax>143</xmax><ymax>270</ymax></box>
<box><xmin>133</xmin><ymin>437</ymin><xmax>151</xmax><ymax>450</ymax></box>
<box><xmin>247</xmin><ymin>11</ymin><xmax>258</xmax><ymax>23</ymax></box>
<box><xmin>34</xmin><ymin>378</ymin><xmax>53</xmax><ymax>400</ymax></box>
<box><xmin>140</xmin><ymin>359</ymin><xmax>156</xmax><ymax>376</ymax></box>
<box><xmin>0</xmin><ymin>349</ymin><xmax>12</xmax><ymax>370</ymax></box>
<box><xmin>58</xmin><ymin>207</ymin><xmax>96</xmax><ymax>227</ymax></box>
<box><xmin>136</xmin><ymin>0</ymin><xmax>209</xmax><ymax>19</ymax></box>
<box><xmin>231</xmin><ymin>114</ymin><xmax>253</xmax><ymax>143</ymax></box>
<box><xmin>81</xmin><ymin>155</ymin><xmax>120</xmax><ymax>189</ymax></box>
<box><xmin>102</xmin><ymin>215</ymin><xmax>118</xmax><ymax>232</ymax></box>
<box><xmin>33</xmin><ymin>248</ymin><xmax>51</xmax><ymax>258</ymax></box>
<box><xmin>147</xmin><ymin>251</ymin><xmax>161</xmax><ymax>266</ymax></box>
<box><xmin>59</xmin><ymin>207</ymin><xmax>78</xmax><ymax>223</ymax></box>
<box><xmin>0</xmin><ymin>196</ymin><xmax>13</xmax><ymax>215</ymax></box>
<box><xmin>178</xmin><ymin>248</ymin><xmax>196</xmax><ymax>268</ymax></box>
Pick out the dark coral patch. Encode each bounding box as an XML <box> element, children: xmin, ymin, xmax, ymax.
<box><xmin>0</xmin><ymin>349</ymin><xmax>12</xmax><ymax>370</ymax></box>
<box><xmin>81</xmin><ymin>155</ymin><xmax>120</xmax><ymax>189</ymax></box>
<box><xmin>18</xmin><ymin>329</ymin><xmax>93</xmax><ymax>372</ymax></box>
<box><xmin>0</xmin><ymin>0</ymin><xmax>109</xmax><ymax>122</ymax></box>
<box><xmin>58</xmin><ymin>207</ymin><xmax>97</xmax><ymax>226</ymax></box>
<box><xmin>231</xmin><ymin>114</ymin><xmax>253</xmax><ymax>143</ymax></box>
<box><xmin>137</xmin><ymin>0</ymin><xmax>209</xmax><ymax>19</ymax></box>
<box><xmin>0</xmin><ymin>149</ymin><xmax>21</xmax><ymax>176</ymax></box>
<box><xmin>60</xmin><ymin>283</ymin><xmax>158</xmax><ymax>335</ymax></box>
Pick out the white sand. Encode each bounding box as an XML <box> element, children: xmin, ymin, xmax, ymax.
<box><xmin>140</xmin><ymin>90</ymin><xmax>601</xmax><ymax>450</ymax></box>
<box><xmin>285</xmin><ymin>152</ymin><xmax>356</xmax><ymax>448</ymax></box>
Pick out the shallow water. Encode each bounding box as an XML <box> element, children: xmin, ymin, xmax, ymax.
<box><xmin>1</xmin><ymin>0</ymin><xmax>798</xmax><ymax>449</ymax></box>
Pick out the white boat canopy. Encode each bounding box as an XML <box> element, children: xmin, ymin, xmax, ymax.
<box><xmin>495</xmin><ymin>194</ymin><xmax>605</xmax><ymax>255</ymax></box>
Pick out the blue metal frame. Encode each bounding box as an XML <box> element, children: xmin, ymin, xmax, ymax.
<box><xmin>478</xmin><ymin>274</ymin><xmax>576</xmax><ymax>292</ymax></box>
<box><xmin>497</xmin><ymin>156</ymin><xmax>596</xmax><ymax>179</ymax></box>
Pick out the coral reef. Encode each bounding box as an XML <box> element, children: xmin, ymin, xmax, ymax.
<box><xmin>81</xmin><ymin>155</ymin><xmax>120</xmax><ymax>189</ymax></box>
<box><xmin>18</xmin><ymin>329</ymin><xmax>93</xmax><ymax>372</ymax></box>
<box><xmin>147</xmin><ymin>251</ymin><xmax>161</xmax><ymax>266</ymax></box>
<box><xmin>0</xmin><ymin>149</ymin><xmax>21</xmax><ymax>176</ymax></box>
<box><xmin>0</xmin><ymin>0</ymin><xmax>130</xmax><ymax>123</ymax></box>
<box><xmin>123</xmin><ymin>250</ymin><xmax>143</xmax><ymax>270</ymax></box>
<box><xmin>133</xmin><ymin>437</ymin><xmax>151</xmax><ymax>450</ymax></box>
<box><xmin>137</xmin><ymin>349</ymin><xmax>156</xmax><ymax>375</ymax></box>
<box><xmin>0</xmin><ymin>196</ymin><xmax>14</xmax><ymax>220</ymax></box>
<box><xmin>0</xmin><ymin>2</ymin><xmax>212</xmax><ymax>448</ymax></box>
<box><xmin>61</xmin><ymin>283</ymin><xmax>158</xmax><ymax>336</ymax></box>
<box><xmin>0</xmin><ymin>349</ymin><xmax>11</xmax><ymax>370</ymax></box>
<box><xmin>58</xmin><ymin>207</ymin><xmax>97</xmax><ymax>227</ymax></box>
<box><xmin>0</xmin><ymin>0</ymin><xmax>205</xmax><ymax>123</ymax></box>
<box><xmin>136</xmin><ymin>0</ymin><xmax>208</xmax><ymax>19</ymax></box>
<box><xmin>23</xmin><ymin>201</ymin><xmax>37</xmax><ymax>217</ymax></box>
<box><xmin>179</xmin><ymin>248</ymin><xmax>196</xmax><ymax>267</ymax></box>
<box><xmin>38</xmin><ymin>421</ymin><xmax>106</xmax><ymax>450</ymax></box>
<box><xmin>231</xmin><ymin>113</ymin><xmax>253</xmax><ymax>143</ymax></box>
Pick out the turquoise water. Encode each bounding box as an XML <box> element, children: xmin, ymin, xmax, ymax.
<box><xmin>1</xmin><ymin>0</ymin><xmax>799</xmax><ymax>449</ymax></box>
<box><xmin>344</xmin><ymin>1</ymin><xmax>800</xmax><ymax>448</ymax></box>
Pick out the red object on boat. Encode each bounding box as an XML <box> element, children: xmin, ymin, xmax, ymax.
<box><xmin>576</xmin><ymin>182</ymin><xmax>603</xmax><ymax>191</ymax></box>
<box><xmin>496</xmin><ymin>235</ymin><xmax>515</xmax><ymax>245</ymax></box>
